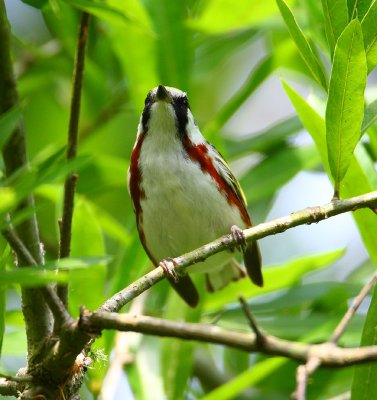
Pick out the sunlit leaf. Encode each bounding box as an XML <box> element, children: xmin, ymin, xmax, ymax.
<box><xmin>188</xmin><ymin>0</ymin><xmax>284</xmax><ymax>33</ymax></box>
<box><xmin>326</xmin><ymin>19</ymin><xmax>367</xmax><ymax>196</ymax></box>
<box><xmin>282</xmin><ymin>82</ymin><xmax>377</xmax><ymax>265</ymax></box>
<box><xmin>145</xmin><ymin>1</ymin><xmax>191</xmax><ymax>90</ymax></box>
<box><xmin>276</xmin><ymin>0</ymin><xmax>327</xmax><ymax>89</ymax></box>
<box><xmin>106</xmin><ymin>0</ymin><xmax>158</xmax><ymax>110</ymax></box>
<box><xmin>201</xmin><ymin>358</ymin><xmax>287</xmax><ymax>400</ymax></box>
<box><xmin>62</xmin><ymin>0</ymin><xmax>131</xmax><ymax>23</ymax></box>
<box><xmin>361</xmin><ymin>0</ymin><xmax>377</xmax><ymax>72</ymax></box>
<box><xmin>321</xmin><ymin>0</ymin><xmax>348</xmax><ymax>57</ymax></box>
<box><xmin>362</xmin><ymin>98</ymin><xmax>377</xmax><ymax>133</ymax></box>
<box><xmin>348</xmin><ymin>0</ymin><xmax>374</xmax><ymax>20</ymax></box>
<box><xmin>69</xmin><ymin>197</ymin><xmax>106</xmax><ymax>314</ymax></box>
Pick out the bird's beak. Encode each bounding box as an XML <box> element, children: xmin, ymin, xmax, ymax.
<box><xmin>156</xmin><ymin>85</ymin><xmax>172</xmax><ymax>103</ymax></box>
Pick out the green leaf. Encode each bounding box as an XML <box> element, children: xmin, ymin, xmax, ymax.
<box><xmin>241</xmin><ymin>145</ymin><xmax>320</xmax><ymax>203</ymax></box>
<box><xmin>351</xmin><ymin>284</ymin><xmax>377</xmax><ymax>400</ymax></box>
<box><xmin>204</xmin><ymin>55</ymin><xmax>275</xmax><ymax>138</ymax></box>
<box><xmin>326</xmin><ymin>19</ymin><xmax>367</xmax><ymax>196</ymax></box>
<box><xmin>0</xmin><ymin>269</ymin><xmax>68</xmax><ymax>286</ymax></box>
<box><xmin>188</xmin><ymin>0</ymin><xmax>282</xmax><ymax>33</ymax></box>
<box><xmin>224</xmin><ymin>116</ymin><xmax>302</xmax><ymax>157</ymax></box>
<box><xmin>21</xmin><ymin>0</ymin><xmax>49</xmax><ymax>8</ymax></box>
<box><xmin>0</xmin><ymin>106</ymin><xmax>21</xmax><ymax>151</ymax></box>
<box><xmin>361</xmin><ymin>1</ymin><xmax>377</xmax><ymax>72</ymax></box>
<box><xmin>161</xmin><ymin>286</ymin><xmax>202</xmax><ymax>399</ymax></box>
<box><xmin>201</xmin><ymin>358</ymin><xmax>287</xmax><ymax>400</ymax></box>
<box><xmin>69</xmin><ymin>197</ymin><xmax>106</xmax><ymax>315</ymax></box>
<box><xmin>276</xmin><ymin>0</ymin><xmax>327</xmax><ymax>89</ymax></box>
<box><xmin>106</xmin><ymin>0</ymin><xmax>158</xmax><ymax>110</ymax></box>
<box><xmin>62</xmin><ymin>0</ymin><xmax>132</xmax><ymax>24</ymax></box>
<box><xmin>362</xmin><ymin>98</ymin><xmax>377</xmax><ymax>133</ymax></box>
<box><xmin>348</xmin><ymin>0</ymin><xmax>374</xmax><ymax>19</ymax></box>
<box><xmin>321</xmin><ymin>0</ymin><xmax>349</xmax><ymax>57</ymax></box>
<box><xmin>145</xmin><ymin>1</ymin><xmax>191</xmax><ymax>90</ymax></box>
<box><xmin>203</xmin><ymin>249</ymin><xmax>344</xmax><ymax>312</ymax></box>
<box><xmin>282</xmin><ymin>83</ymin><xmax>377</xmax><ymax>265</ymax></box>
<box><xmin>43</xmin><ymin>256</ymin><xmax>112</xmax><ymax>270</ymax></box>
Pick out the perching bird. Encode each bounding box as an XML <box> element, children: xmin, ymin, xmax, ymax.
<box><xmin>128</xmin><ymin>85</ymin><xmax>262</xmax><ymax>307</ymax></box>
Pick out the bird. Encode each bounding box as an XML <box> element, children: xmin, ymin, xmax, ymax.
<box><xmin>128</xmin><ymin>85</ymin><xmax>262</xmax><ymax>307</ymax></box>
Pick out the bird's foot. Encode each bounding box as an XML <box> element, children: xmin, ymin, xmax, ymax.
<box><xmin>231</xmin><ymin>225</ymin><xmax>247</xmax><ymax>252</ymax></box>
<box><xmin>159</xmin><ymin>258</ymin><xmax>179</xmax><ymax>282</ymax></box>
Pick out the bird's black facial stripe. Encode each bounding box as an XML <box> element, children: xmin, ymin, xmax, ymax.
<box><xmin>141</xmin><ymin>91</ymin><xmax>153</xmax><ymax>132</ymax></box>
<box><xmin>172</xmin><ymin>95</ymin><xmax>190</xmax><ymax>138</ymax></box>
<box><xmin>141</xmin><ymin>89</ymin><xmax>190</xmax><ymax>136</ymax></box>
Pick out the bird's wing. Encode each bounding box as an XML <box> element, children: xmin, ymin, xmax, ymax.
<box><xmin>208</xmin><ymin>144</ymin><xmax>249</xmax><ymax>213</ymax></box>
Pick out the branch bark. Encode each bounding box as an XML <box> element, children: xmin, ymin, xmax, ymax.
<box><xmin>79</xmin><ymin>310</ymin><xmax>377</xmax><ymax>367</ymax></box>
<box><xmin>0</xmin><ymin>0</ymin><xmax>51</xmax><ymax>362</ymax></box>
<box><xmin>100</xmin><ymin>190</ymin><xmax>377</xmax><ymax>313</ymax></box>
<box><xmin>58</xmin><ymin>12</ymin><xmax>90</xmax><ymax>308</ymax></box>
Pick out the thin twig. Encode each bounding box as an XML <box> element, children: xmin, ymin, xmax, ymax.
<box><xmin>293</xmin><ymin>358</ymin><xmax>320</xmax><ymax>400</ymax></box>
<box><xmin>239</xmin><ymin>296</ymin><xmax>264</xmax><ymax>345</ymax></box>
<box><xmin>292</xmin><ymin>270</ymin><xmax>377</xmax><ymax>399</ymax></box>
<box><xmin>99</xmin><ymin>191</ymin><xmax>377</xmax><ymax>313</ymax></box>
<box><xmin>0</xmin><ymin>372</ymin><xmax>32</xmax><ymax>383</ymax></box>
<box><xmin>330</xmin><ymin>271</ymin><xmax>377</xmax><ymax>344</ymax></box>
<box><xmin>58</xmin><ymin>12</ymin><xmax>90</xmax><ymax>308</ymax></box>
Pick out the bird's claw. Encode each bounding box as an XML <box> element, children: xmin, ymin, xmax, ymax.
<box><xmin>159</xmin><ymin>258</ymin><xmax>179</xmax><ymax>282</ymax></box>
<box><xmin>231</xmin><ymin>225</ymin><xmax>247</xmax><ymax>251</ymax></box>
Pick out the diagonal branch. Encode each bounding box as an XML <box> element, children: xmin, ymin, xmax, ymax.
<box><xmin>58</xmin><ymin>12</ymin><xmax>90</xmax><ymax>309</ymax></box>
<box><xmin>100</xmin><ymin>190</ymin><xmax>377</xmax><ymax>313</ymax></box>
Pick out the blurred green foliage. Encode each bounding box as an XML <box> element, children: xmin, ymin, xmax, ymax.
<box><xmin>0</xmin><ymin>0</ymin><xmax>377</xmax><ymax>399</ymax></box>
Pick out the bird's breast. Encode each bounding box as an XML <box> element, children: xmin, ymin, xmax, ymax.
<box><xmin>137</xmin><ymin>134</ymin><xmax>245</xmax><ymax>264</ymax></box>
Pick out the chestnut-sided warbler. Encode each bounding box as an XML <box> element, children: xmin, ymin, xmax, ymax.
<box><xmin>128</xmin><ymin>85</ymin><xmax>262</xmax><ymax>307</ymax></box>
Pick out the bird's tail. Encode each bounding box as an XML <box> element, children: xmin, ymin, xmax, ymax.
<box><xmin>244</xmin><ymin>241</ymin><xmax>263</xmax><ymax>287</ymax></box>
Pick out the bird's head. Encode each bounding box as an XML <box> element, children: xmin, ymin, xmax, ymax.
<box><xmin>140</xmin><ymin>85</ymin><xmax>196</xmax><ymax>138</ymax></box>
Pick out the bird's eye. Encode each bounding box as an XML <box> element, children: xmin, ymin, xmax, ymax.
<box><xmin>176</xmin><ymin>96</ymin><xmax>189</xmax><ymax>108</ymax></box>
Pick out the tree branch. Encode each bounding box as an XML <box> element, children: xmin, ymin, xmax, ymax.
<box><xmin>292</xmin><ymin>268</ymin><xmax>377</xmax><ymax>399</ymax></box>
<box><xmin>79</xmin><ymin>310</ymin><xmax>377</xmax><ymax>367</ymax></box>
<box><xmin>58</xmin><ymin>12</ymin><xmax>90</xmax><ymax>308</ymax></box>
<box><xmin>0</xmin><ymin>378</ymin><xmax>18</xmax><ymax>397</ymax></box>
<box><xmin>11</xmin><ymin>190</ymin><xmax>377</xmax><ymax>396</ymax></box>
<box><xmin>100</xmin><ymin>190</ymin><xmax>377</xmax><ymax>313</ymax></box>
<box><xmin>0</xmin><ymin>0</ymin><xmax>51</xmax><ymax>361</ymax></box>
